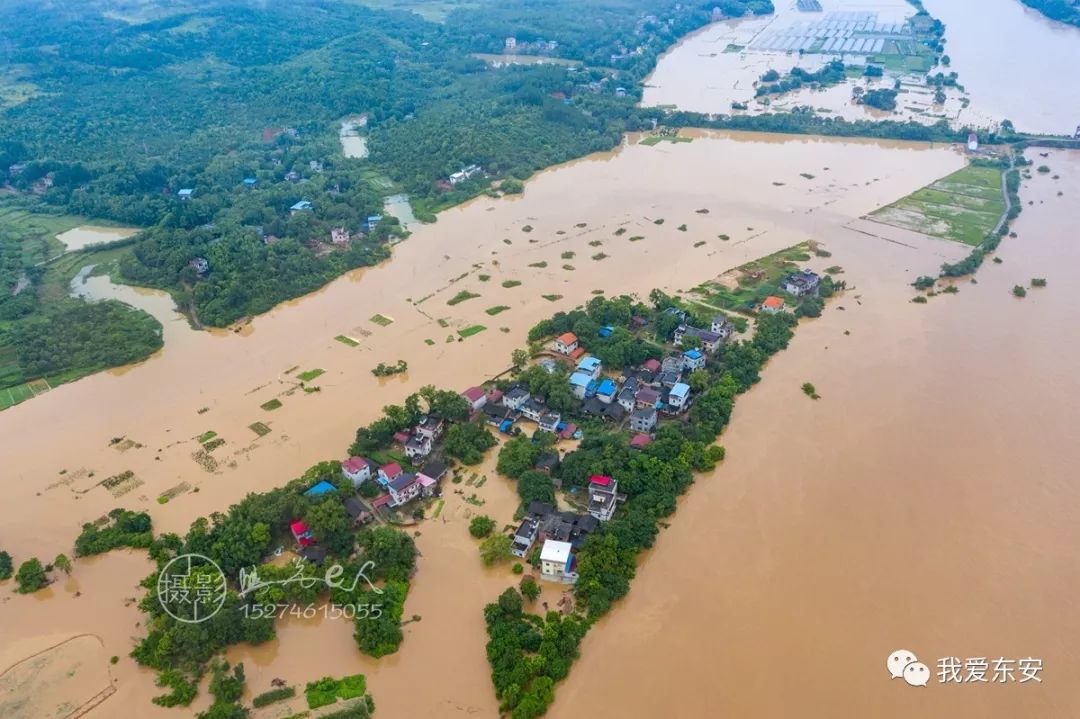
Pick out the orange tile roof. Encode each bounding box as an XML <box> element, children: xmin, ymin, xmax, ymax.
<box><xmin>557</xmin><ymin>332</ymin><xmax>578</xmax><ymax>345</ymax></box>
<box><xmin>763</xmin><ymin>296</ymin><xmax>784</xmax><ymax>309</ymax></box>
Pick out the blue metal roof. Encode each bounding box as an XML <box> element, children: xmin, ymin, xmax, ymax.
<box><xmin>569</xmin><ymin>372</ymin><xmax>592</xmax><ymax>387</ymax></box>
<box><xmin>303</xmin><ymin>480</ymin><xmax>338</xmax><ymax>497</ymax></box>
<box><xmin>598</xmin><ymin>326</ymin><xmax>614</xmax><ymax>337</ymax></box>
<box><xmin>684</xmin><ymin>349</ymin><xmax>703</xmax><ymax>360</ymax></box>
<box><xmin>577</xmin><ymin>357</ymin><xmax>601</xmax><ymax>372</ymax></box>
<box><xmin>597</xmin><ymin>378</ymin><xmax>617</xmax><ymax>395</ymax></box>
<box><xmin>670</xmin><ymin>382</ymin><xmax>691</xmax><ymax>398</ymax></box>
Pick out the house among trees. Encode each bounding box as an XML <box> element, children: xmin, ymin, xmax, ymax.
<box><xmin>448</xmin><ymin>164</ymin><xmax>482</xmax><ymax>185</ymax></box>
<box><xmin>540</xmin><ymin>539</ymin><xmax>578</xmax><ymax>584</ymax></box>
<box><xmin>387</xmin><ymin>472</ymin><xmax>421</xmax><ymax>507</ymax></box>
<box><xmin>190</xmin><ymin>257</ymin><xmax>210</xmax><ymax>276</ymax></box>
<box><xmin>683</xmin><ymin>348</ymin><xmax>706</xmax><ymax>371</ymax></box>
<box><xmin>290</xmin><ymin>520</ymin><xmax>314</xmax><ymax>547</ymax></box>
<box><xmin>554</xmin><ymin>332</ymin><xmax>579</xmax><ymax>356</ymax></box>
<box><xmin>330</xmin><ymin>227</ymin><xmax>351</xmax><ymax>245</ymax></box>
<box><xmin>512</xmin><ymin>516</ymin><xmax>540</xmax><ymax>557</ymax></box>
<box><xmin>630</xmin><ymin>406</ymin><xmax>658</xmax><ymax>433</ymax></box>
<box><xmin>290</xmin><ymin>200</ymin><xmax>313</xmax><ymax>214</ymax></box>
<box><xmin>178</xmin><ymin>188</ymin><xmax>194</xmax><ymax>200</ymax></box>
<box><xmin>576</xmin><ymin>356</ymin><xmax>602</xmax><ymax>380</ymax></box>
<box><xmin>761</xmin><ymin>296</ymin><xmax>786</xmax><ymax>313</ymax></box>
<box><xmin>673</xmin><ymin>324</ymin><xmax>723</xmax><ymax>353</ymax></box>
<box><xmin>461</xmin><ymin>386</ymin><xmax>487</xmax><ymax>411</ymax></box>
<box><xmin>405</xmin><ymin>433</ymin><xmax>433</xmax><ymax>460</ymax></box>
<box><xmin>782</xmin><ymin>270</ymin><xmax>820</xmax><ymax>297</ymax></box>
<box><xmin>503</xmin><ymin>386</ymin><xmax>531</xmax><ymax>410</ymax></box>
<box><xmin>341</xmin><ymin>456</ymin><xmax>376</xmax><ymax>485</ymax></box>
<box><xmin>710</xmin><ymin>316</ymin><xmax>732</xmax><ymax>339</ymax></box>
<box><xmin>587</xmin><ymin>475</ymin><xmax>621</xmax><ymax>521</ymax></box>
<box><xmin>378</xmin><ymin>462</ymin><xmax>403</xmax><ymax>485</ymax></box>
<box><xmin>667</xmin><ymin>382</ymin><xmax>691</xmax><ymax>412</ymax></box>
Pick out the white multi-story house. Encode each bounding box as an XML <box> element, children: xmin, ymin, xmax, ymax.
<box><xmin>540</xmin><ymin>540</ymin><xmax>578</xmax><ymax>584</ymax></box>
<box><xmin>587</xmin><ymin>475</ymin><xmax>619</xmax><ymax>522</ymax></box>
<box><xmin>341</xmin><ymin>456</ymin><xmax>375</xmax><ymax>486</ymax></box>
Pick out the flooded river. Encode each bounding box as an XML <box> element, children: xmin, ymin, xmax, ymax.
<box><xmin>552</xmin><ymin>150</ymin><xmax>1080</xmax><ymax>718</ymax></box>
<box><xmin>0</xmin><ymin>130</ymin><xmax>969</xmax><ymax>716</ymax></box>
<box><xmin>644</xmin><ymin>0</ymin><xmax>1080</xmax><ymax>136</ymax></box>
<box><xmin>923</xmin><ymin>0</ymin><xmax>1080</xmax><ymax>136</ymax></box>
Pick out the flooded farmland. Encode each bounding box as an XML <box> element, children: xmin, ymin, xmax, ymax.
<box><xmin>0</xmin><ymin>130</ymin><xmax>969</xmax><ymax>717</ymax></box>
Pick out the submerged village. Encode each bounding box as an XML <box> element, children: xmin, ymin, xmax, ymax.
<box><xmin>331</xmin><ymin>268</ymin><xmax>825</xmax><ymax>585</ymax></box>
<box><xmin>5</xmin><ymin>0</ymin><xmax>1080</xmax><ymax>716</ymax></box>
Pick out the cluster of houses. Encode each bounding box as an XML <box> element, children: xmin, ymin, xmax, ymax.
<box><xmin>511</xmin><ymin>474</ymin><xmax>625</xmax><ymax>584</ymax></box>
<box><xmin>759</xmin><ymin>269</ymin><xmax>822</xmax><ymax>313</ymax></box>
<box><xmin>503</xmin><ymin>37</ymin><xmax>559</xmax><ymax>53</ymax></box>
<box><xmin>337</xmin><ymin>452</ymin><xmax>450</xmax><ymax>513</ymax></box>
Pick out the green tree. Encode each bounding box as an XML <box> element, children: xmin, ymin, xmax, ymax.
<box><xmin>443</xmin><ymin>420</ymin><xmax>497</xmax><ymax>464</ymax></box>
<box><xmin>480</xmin><ymin>534</ymin><xmax>513</xmax><ymax>566</ymax></box>
<box><xmin>305</xmin><ymin>499</ymin><xmax>354</xmax><ymax>557</ymax></box>
<box><xmin>511</xmin><ymin>349</ymin><xmax>528</xmax><ymax>370</ymax></box>
<box><xmin>497</xmin><ymin>435</ymin><xmax>541</xmax><ymax>479</ymax></box>
<box><xmin>15</xmin><ymin>557</ymin><xmax>47</xmax><ymax>593</ymax></box>
<box><xmin>357</xmin><ymin>526</ymin><xmax>416</xmax><ymax>582</ymax></box>
<box><xmin>520</xmin><ymin>576</ymin><xmax>540</xmax><ymax>601</ymax></box>
<box><xmin>0</xmin><ymin>550</ymin><xmax>13</xmax><ymax>580</ymax></box>
<box><xmin>517</xmin><ymin>470</ymin><xmax>556</xmax><ymax>506</ymax></box>
<box><xmin>469</xmin><ymin>515</ymin><xmax>496</xmax><ymax>538</ymax></box>
<box><xmin>53</xmin><ymin>553</ymin><xmax>72</xmax><ymax>574</ymax></box>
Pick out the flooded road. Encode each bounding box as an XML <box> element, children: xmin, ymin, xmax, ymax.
<box><xmin>0</xmin><ymin>130</ymin><xmax>965</xmax><ymax>716</ymax></box>
<box><xmin>552</xmin><ymin>149</ymin><xmax>1080</xmax><ymax>718</ymax></box>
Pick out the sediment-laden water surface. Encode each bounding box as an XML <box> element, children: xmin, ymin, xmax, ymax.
<box><xmin>0</xmin><ymin>130</ymin><xmax>965</xmax><ymax>717</ymax></box>
<box><xmin>551</xmin><ymin>150</ymin><xmax>1080</xmax><ymax>718</ymax></box>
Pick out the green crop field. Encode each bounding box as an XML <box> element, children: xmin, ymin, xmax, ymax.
<box><xmin>868</xmin><ymin>165</ymin><xmax>1005</xmax><ymax>246</ymax></box>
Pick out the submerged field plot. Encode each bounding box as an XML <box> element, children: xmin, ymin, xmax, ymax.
<box><xmin>868</xmin><ymin>165</ymin><xmax>1004</xmax><ymax>245</ymax></box>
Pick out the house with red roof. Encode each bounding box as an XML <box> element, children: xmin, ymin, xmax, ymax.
<box><xmin>587</xmin><ymin>475</ymin><xmax>620</xmax><ymax>521</ymax></box>
<box><xmin>642</xmin><ymin>358</ymin><xmax>661</xmax><ymax>374</ymax></box>
<box><xmin>629</xmin><ymin>433</ymin><xmax>653</xmax><ymax>450</ymax></box>
<box><xmin>341</xmin><ymin>456</ymin><xmax>375</xmax><ymax>486</ymax></box>
<box><xmin>290</xmin><ymin>520</ymin><xmax>315</xmax><ymax>547</ymax></box>
<box><xmin>761</xmin><ymin>296</ymin><xmax>786</xmax><ymax>314</ymax></box>
<box><xmin>378</xmin><ymin>462</ymin><xmax>403</xmax><ymax>485</ymax></box>
<box><xmin>554</xmin><ymin>332</ymin><xmax>579</xmax><ymax>356</ymax></box>
<box><xmin>462</xmin><ymin>386</ymin><xmax>488</xmax><ymax>411</ymax></box>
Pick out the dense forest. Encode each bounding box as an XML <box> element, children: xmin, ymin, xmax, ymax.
<box><xmin>0</xmin><ymin>0</ymin><xmax>776</xmax><ymax>335</ymax></box>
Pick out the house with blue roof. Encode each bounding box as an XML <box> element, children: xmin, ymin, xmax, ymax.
<box><xmin>243</xmin><ymin>177</ymin><xmax>257</xmax><ymax>186</ymax></box>
<box><xmin>576</xmin><ymin>356</ymin><xmax>602</xmax><ymax>380</ymax></box>
<box><xmin>290</xmin><ymin>200</ymin><xmax>313</xmax><ymax>214</ymax></box>
<box><xmin>683</xmin><ymin>348</ymin><xmax>706</xmax><ymax>371</ymax></box>
<box><xmin>598</xmin><ymin>326</ymin><xmax>614</xmax><ymax>338</ymax></box>
<box><xmin>668</xmin><ymin>382</ymin><xmax>691</xmax><ymax>412</ymax></box>
<box><xmin>569</xmin><ymin>371</ymin><xmax>594</xmax><ymax>400</ymax></box>
<box><xmin>303</xmin><ymin>480</ymin><xmax>338</xmax><ymax>497</ymax></box>
<box><xmin>596</xmin><ymin>377</ymin><xmax>617</xmax><ymax>404</ymax></box>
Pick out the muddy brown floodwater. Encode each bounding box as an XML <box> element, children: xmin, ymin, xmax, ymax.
<box><xmin>551</xmin><ymin>150</ymin><xmax>1080</xmax><ymax>718</ymax></box>
<box><xmin>0</xmin><ymin>130</ymin><xmax>967</xmax><ymax>717</ymax></box>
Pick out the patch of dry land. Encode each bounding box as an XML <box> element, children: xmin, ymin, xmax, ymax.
<box><xmin>0</xmin><ymin>130</ymin><xmax>966</xmax><ymax>717</ymax></box>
